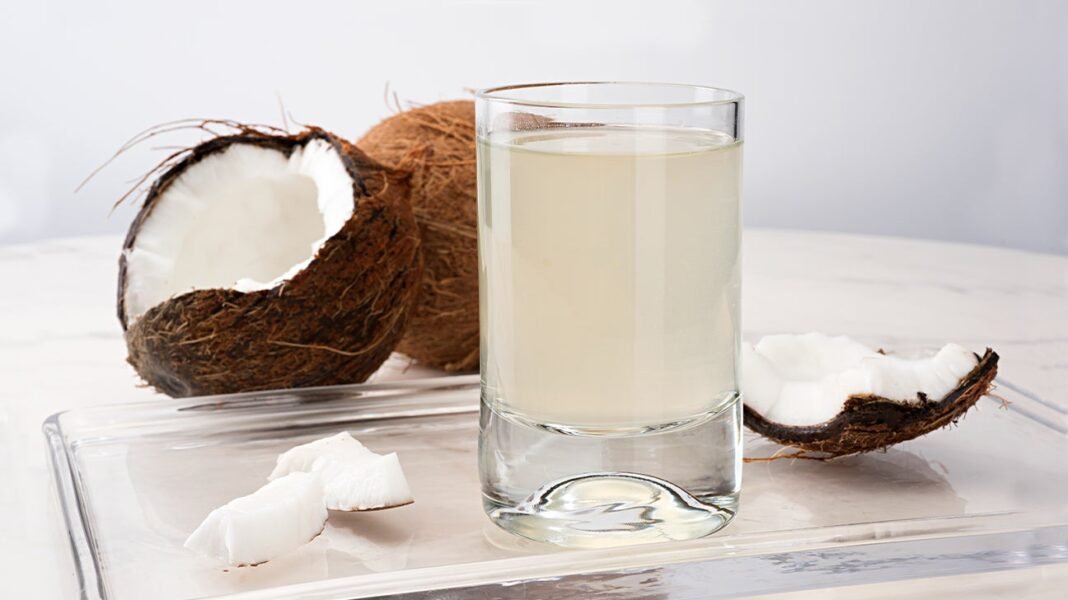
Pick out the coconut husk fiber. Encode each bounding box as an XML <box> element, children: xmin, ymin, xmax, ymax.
<box><xmin>120</xmin><ymin>128</ymin><xmax>423</xmax><ymax>397</ymax></box>
<box><xmin>357</xmin><ymin>100</ymin><xmax>479</xmax><ymax>372</ymax></box>
<box><xmin>744</xmin><ymin>349</ymin><xmax>999</xmax><ymax>457</ymax></box>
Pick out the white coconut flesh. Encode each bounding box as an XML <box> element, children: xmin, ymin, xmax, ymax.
<box><xmin>123</xmin><ymin>139</ymin><xmax>355</xmax><ymax>324</ymax></box>
<box><xmin>742</xmin><ymin>333</ymin><xmax>979</xmax><ymax>427</ymax></box>
<box><xmin>271</xmin><ymin>432</ymin><xmax>414</xmax><ymax>511</ymax></box>
<box><xmin>184</xmin><ymin>471</ymin><xmax>327</xmax><ymax>567</ymax></box>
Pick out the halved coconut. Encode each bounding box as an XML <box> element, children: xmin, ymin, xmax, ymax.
<box><xmin>119</xmin><ymin>128</ymin><xmax>422</xmax><ymax>397</ymax></box>
<box><xmin>271</xmin><ymin>432</ymin><xmax>414</xmax><ymax>511</ymax></box>
<box><xmin>184</xmin><ymin>471</ymin><xmax>327</xmax><ymax>567</ymax></box>
<box><xmin>742</xmin><ymin>333</ymin><xmax>998</xmax><ymax>457</ymax></box>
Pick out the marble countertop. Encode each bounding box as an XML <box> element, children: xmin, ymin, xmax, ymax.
<box><xmin>2</xmin><ymin>229</ymin><xmax>1065</xmax><ymax>598</ymax></box>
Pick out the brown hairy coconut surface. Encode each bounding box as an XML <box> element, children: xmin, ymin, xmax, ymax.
<box><xmin>744</xmin><ymin>349</ymin><xmax>999</xmax><ymax>457</ymax></box>
<box><xmin>119</xmin><ymin>128</ymin><xmax>422</xmax><ymax>397</ymax></box>
<box><xmin>357</xmin><ymin>100</ymin><xmax>479</xmax><ymax>372</ymax></box>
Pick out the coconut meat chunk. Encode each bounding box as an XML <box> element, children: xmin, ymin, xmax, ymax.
<box><xmin>269</xmin><ymin>431</ymin><xmax>377</xmax><ymax>480</ymax></box>
<box><xmin>313</xmin><ymin>452</ymin><xmax>414</xmax><ymax>511</ymax></box>
<box><xmin>742</xmin><ymin>333</ymin><xmax>979</xmax><ymax>427</ymax></box>
<box><xmin>271</xmin><ymin>432</ymin><xmax>414</xmax><ymax>511</ymax></box>
<box><xmin>123</xmin><ymin>138</ymin><xmax>355</xmax><ymax>324</ymax></box>
<box><xmin>184</xmin><ymin>471</ymin><xmax>328</xmax><ymax>567</ymax></box>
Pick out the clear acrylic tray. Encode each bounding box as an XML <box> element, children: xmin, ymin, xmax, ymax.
<box><xmin>45</xmin><ymin>367</ymin><xmax>1068</xmax><ymax>599</ymax></box>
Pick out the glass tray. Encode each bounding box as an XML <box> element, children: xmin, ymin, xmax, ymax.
<box><xmin>45</xmin><ymin>372</ymin><xmax>1068</xmax><ymax>599</ymax></box>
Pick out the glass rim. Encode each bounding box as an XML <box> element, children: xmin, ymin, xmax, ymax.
<box><xmin>475</xmin><ymin>81</ymin><xmax>744</xmax><ymax>109</ymax></box>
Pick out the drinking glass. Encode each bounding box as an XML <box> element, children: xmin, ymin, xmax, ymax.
<box><xmin>476</xmin><ymin>82</ymin><xmax>744</xmax><ymax>547</ymax></box>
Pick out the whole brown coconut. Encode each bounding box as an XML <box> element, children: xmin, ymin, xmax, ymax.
<box><xmin>119</xmin><ymin>128</ymin><xmax>422</xmax><ymax>397</ymax></box>
<box><xmin>357</xmin><ymin>100</ymin><xmax>479</xmax><ymax>372</ymax></box>
<box><xmin>744</xmin><ymin>349</ymin><xmax>999</xmax><ymax>457</ymax></box>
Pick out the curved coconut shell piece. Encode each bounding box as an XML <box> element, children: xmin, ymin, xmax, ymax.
<box><xmin>120</xmin><ymin>129</ymin><xmax>422</xmax><ymax>397</ymax></box>
<box><xmin>744</xmin><ymin>349</ymin><xmax>999</xmax><ymax>457</ymax></box>
<box><xmin>357</xmin><ymin>100</ymin><xmax>479</xmax><ymax>372</ymax></box>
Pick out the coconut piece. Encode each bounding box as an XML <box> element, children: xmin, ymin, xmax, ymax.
<box><xmin>357</xmin><ymin>100</ymin><xmax>479</xmax><ymax>372</ymax></box>
<box><xmin>184</xmin><ymin>471</ymin><xmax>327</xmax><ymax>567</ymax></box>
<box><xmin>269</xmin><ymin>431</ymin><xmax>376</xmax><ymax>479</ymax></box>
<box><xmin>742</xmin><ymin>333</ymin><xmax>999</xmax><ymax>456</ymax></box>
<box><xmin>313</xmin><ymin>452</ymin><xmax>414</xmax><ymax>511</ymax></box>
<box><xmin>119</xmin><ymin>127</ymin><xmax>422</xmax><ymax>397</ymax></box>
<box><xmin>271</xmin><ymin>432</ymin><xmax>414</xmax><ymax>511</ymax></box>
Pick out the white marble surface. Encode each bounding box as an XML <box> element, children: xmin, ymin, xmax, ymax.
<box><xmin>1</xmin><ymin>229</ymin><xmax>1065</xmax><ymax>598</ymax></box>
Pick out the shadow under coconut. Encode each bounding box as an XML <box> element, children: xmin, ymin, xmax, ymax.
<box><xmin>323</xmin><ymin>510</ymin><xmax>416</xmax><ymax>574</ymax></box>
<box><xmin>739</xmin><ymin>438</ymin><xmax>965</xmax><ymax>533</ymax></box>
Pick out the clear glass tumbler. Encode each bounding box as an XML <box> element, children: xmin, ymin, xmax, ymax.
<box><xmin>476</xmin><ymin>82</ymin><xmax>744</xmax><ymax>547</ymax></box>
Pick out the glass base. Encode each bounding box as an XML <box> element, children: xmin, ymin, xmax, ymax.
<box><xmin>485</xmin><ymin>473</ymin><xmax>737</xmax><ymax>549</ymax></box>
<box><xmin>479</xmin><ymin>394</ymin><xmax>741</xmax><ymax>548</ymax></box>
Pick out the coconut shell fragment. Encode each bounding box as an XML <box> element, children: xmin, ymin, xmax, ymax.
<box><xmin>119</xmin><ymin>128</ymin><xmax>422</xmax><ymax>397</ymax></box>
<box><xmin>357</xmin><ymin>101</ymin><xmax>479</xmax><ymax>372</ymax></box>
<box><xmin>744</xmin><ymin>349</ymin><xmax>999</xmax><ymax>457</ymax></box>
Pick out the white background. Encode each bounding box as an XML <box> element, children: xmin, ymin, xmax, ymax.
<box><xmin>1</xmin><ymin>0</ymin><xmax>1065</xmax><ymax>253</ymax></box>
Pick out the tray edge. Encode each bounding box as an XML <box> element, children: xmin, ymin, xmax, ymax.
<box><xmin>44</xmin><ymin>413</ymin><xmax>104</xmax><ymax>600</ymax></box>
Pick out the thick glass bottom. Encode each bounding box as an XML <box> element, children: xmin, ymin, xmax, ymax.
<box><xmin>479</xmin><ymin>393</ymin><xmax>742</xmax><ymax>548</ymax></box>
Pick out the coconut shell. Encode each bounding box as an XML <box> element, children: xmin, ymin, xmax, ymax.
<box><xmin>357</xmin><ymin>101</ymin><xmax>479</xmax><ymax>372</ymax></box>
<box><xmin>120</xmin><ymin>129</ymin><xmax>422</xmax><ymax>397</ymax></box>
<box><xmin>744</xmin><ymin>349</ymin><xmax>999</xmax><ymax>457</ymax></box>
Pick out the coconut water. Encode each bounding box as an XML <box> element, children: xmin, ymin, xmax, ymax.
<box><xmin>478</xmin><ymin>126</ymin><xmax>742</xmax><ymax>432</ymax></box>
